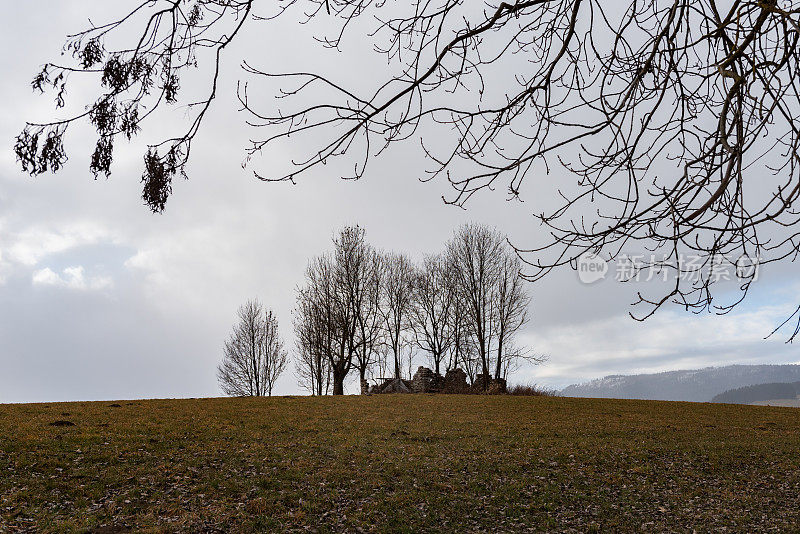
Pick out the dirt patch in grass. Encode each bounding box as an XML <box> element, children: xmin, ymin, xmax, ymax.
<box><xmin>47</xmin><ymin>420</ymin><xmax>75</xmax><ymax>427</ymax></box>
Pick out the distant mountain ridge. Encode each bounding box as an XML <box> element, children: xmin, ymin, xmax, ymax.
<box><xmin>561</xmin><ymin>364</ymin><xmax>800</xmax><ymax>402</ymax></box>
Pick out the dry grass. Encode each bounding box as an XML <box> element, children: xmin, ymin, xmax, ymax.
<box><xmin>1</xmin><ymin>395</ymin><xmax>800</xmax><ymax>532</ymax></box>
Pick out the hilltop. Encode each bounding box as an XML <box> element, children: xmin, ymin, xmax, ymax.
<box><xmin>2</xmin><ymin>395</ymin><xmax>800</xmax><ymax>532</ymax></box>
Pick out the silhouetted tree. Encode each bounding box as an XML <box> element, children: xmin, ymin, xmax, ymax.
<box><xmin>380</xmin><ymin>252</ymin><xmax>416</xmax><ymax>379</ymax></box>
<box><xmin>446</xmin><ymin>287</ymin><xmax>477</xmax><ymax>380</ymax></box>
<box><xmin>294</xmin><ymin>226</ymin><xmax>377</xmax><ymax>394</ymax></box>
<box><xmin>19</xmin><ymin>1</ymin><xmax>800</xmax><ymax>335</ymax></box>
<box><xmin>296</xmin><ymin>254</ymin><xmax>351</xmax><ymax>395</ymax></box>
<box><xmin>445</xmin><ymin>223</ymin><xmax>535</xmax><ymax>385</ymax></box>
<box><xmin>494</xmin><ymin>252</ymin><xmax>531</xmax><ymax>380</ymax></box>
<box><xmin>446</xmin><ymin>224</ymin><xmax>504</xmax><ymax>384</ymax></box>
<box><xmin>352</xmin><ymin>243</ymin><xmax>384</xmax><ymax>388</ymax></box>
<box><xmin>218</xmin><ymin>299</ymin><xmax>288</xmax><ymax>397</ymax></box>
<box><xmin>410</xmin><ymin>254</ymin><xmax>456</xmax><ymax>376</ymax></box>
<box><xmin>294</xmin><ymin>292</ymin><xmax>332</xmax><ymax>396</ymax></box>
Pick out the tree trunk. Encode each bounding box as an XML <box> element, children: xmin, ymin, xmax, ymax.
<box><xmin>314</xmin><ymin>355</ymin><xmax>323</xmax><ymax>396</ymax></box>
<box><xmin>495</xmin><ymin>337</ymin><xmax>504</xmax><ymax>380</ymax></box>
<box><xmin>332</xmin><ymin>364</ymin><xmax>346</xmax><ymax>395</ymax></box>
<box><xmin>480</xmin><ymin>345</ymin><xmax>490</xmax><ymax>390</ymax></box>
<box><xmin>394</xmin><ymin>351</ymin><xmax>401</xmax><ymax>379</ymax></box>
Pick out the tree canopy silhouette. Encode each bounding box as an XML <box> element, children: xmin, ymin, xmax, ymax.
<box><xmin>16</xmin><ymin>0</ymin><xmax>800</xmax><ymax>334</ymax></box>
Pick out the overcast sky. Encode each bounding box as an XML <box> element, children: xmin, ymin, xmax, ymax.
<box><xmin>1</xmin><ymin>2</ymin><xmax>798</xmax><ymax>403</ymax></box>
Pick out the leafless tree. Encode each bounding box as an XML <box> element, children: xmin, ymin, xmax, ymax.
<box><xmin>218</xmin><ymin>299</ymin><xmax>288</xmax><ymax>397</ymax></box>
<box><xmin>373</xmin><ymin>345</ymin><xmax>393</xmax><ymax>381</ymax></box>
<box><xmin>380</xmin><ymin>252</ymin><xmax>416</xmax><ymax>379</ymax></box>
<box><xmin>452</xmin><ymin>329</ymin><xmax>481</xmax><ymax>386</ymax></box>
<box><xmin>295</xmin><ymin>253</ymin><xmax>351</xmax><ymax>395</ymax></box>
<box><xmin>19</xmin><ymin>1</ymin><xmax>800</xmax><ymax>336</ymax></box>
<box><xmin>352</xmin><ymin>244</ymin><xmax>384</xmax><ymax>388</ymax></box>
<box><xmin>445</xmin><ymin>286</ymin><xmax>476</xmax><ymax>378</ymax></box>
<box><xmin>410</xmin><ymin>254</ymin><xmax>456</xmax><ymax>375</ymax></box>
<box><xmin>262</xmin><ymin>310</ymin><xmax>289</xmax><ymax>395</ymax></box>
<box><xmin>404</xmin><ymin>345</ymin><xmax>417</xmax><ymax>382</ymax></box>
<box><xmin>446</xmin><ymin>223</ymin><xmax>537</xmax><ymax>385</ymax></box>
<box><xmin>294</xmin><ymin>292</ymin><xmax>332</xmax><ymax>395</ymax></box>
<box><xmin>294</xmin><ymin>226</ymin><xmax>379</xmax><ymax>394</ymax></box>
<box><xmin>494</xmin><ymin>252</ymin><xmax>532</xmax><ymax>379</ymax></box>
<box><xmin>446</xmin><ymin>224</ymin><xmax>504</xmax><ymax>383</ymax></box>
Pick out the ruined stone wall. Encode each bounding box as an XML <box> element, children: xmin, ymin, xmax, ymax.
<box><xmin>444</xmin><ymin>368</ymin><xmax>469</xmax><ymax>393</ymax></box>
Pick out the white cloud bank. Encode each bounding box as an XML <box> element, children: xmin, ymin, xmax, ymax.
<box><xmin>5</xmin><ymin>223</ymin><xmax>113</xmax><ymax>267</ymax></box>
<box><xmin>32</xmin><ymin>266</ymin><xmax>112</xmax><ymax>291</ymax></box>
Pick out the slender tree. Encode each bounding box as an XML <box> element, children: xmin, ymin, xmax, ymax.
<box><xmin>445</xmin><ymin>223</ymin><xmax>534</xmax><ymax>385</ymax></box>
<box><xmin>380</xmin><ymin>252</ymin><xmax>416</xmax><ymax>379</ymax></box>
<box><xmin>218</xmin><ymin>299</ymin><xmax>288</xmax><ymax>397</ymax></box>
<box><xmin>262</xmin><ymin>309</ymin><xmax>289</xmax><ymax>395</ymax></box>
<box><xmin>352</xmin><ymin>241</ymin><xmax>384</xmax><ymax>389</ymax></box>
<box><xmin>294</xmin><ymin>291</ymin><xmax>332</xmax><ymax>396</ymax></box>
<box><xmin>446</xmin><ymin>224</ymin><xmax>504</xmax><ymax>385</ymax></box>
<box><xmin>296</xmin><ymin>254</ymin><xmax>352</xmax><ymax>396</ymax></box>
<box><xmin>447</xmin><ymin>294</ymin><xmax>477</xmax><ymax>381</ymax></box>
<box><xmin>494</xmin><ymin>252</ymin><xmax>531</xmax><ymax>380</ymax></box>
<box><xmin>294</xmin><ymin>226</ymin><xmax>377</xmax><ymax>395</ymax></box>
<box><xmin>410</xmin><ymin>255</ymin><xmax>456</xmax><ymax>376</ymax></box>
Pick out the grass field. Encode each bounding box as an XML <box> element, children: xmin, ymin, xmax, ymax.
<box><xmin>1</xmin><ymin>395</ymin><xmax>799</xmax><ymax>533</ymax></box>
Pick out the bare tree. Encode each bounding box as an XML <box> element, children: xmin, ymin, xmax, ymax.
<box><xmin>294</xmin><ymin>347</ymin><xmax>331</xmax><ymax>396</ymax></box>
<box><xmin>352</xmin><ymin>243</ymin><xmax>384</xmax><ymax>389</ymax></box>
<box><xmin>410</xmin><ymin>254</ymin><xmax>456</xmax><ymax>375</ymax></box>
<box><xmin>263</xmin><ymin>309</ymin><xmax>289</xmax><ymax>395</ymax></box>
<box><xmin>294</xmin><ymin>226</ymin><xmax>378</xmax><ymax>394</ymax></box>
<box><xmin>494</xmin><ymin>252</ymin><xmax>531</xmax><ymax>380</ymax></box>
<box><xmin>296</xmin><ymin>254</ymin><xmax>351</xmax><ymax>396</ymax></box>
<box><xmin>447</xmin><ymin>296</ymin><xmax>477</xmax><ymax>382</ymax></box>
<box><xmin>446</xmin><ymin>224</ymin><xmax>504</xmax><ymax>384</ymax></box>
<box><xmin>445</xmin><ymin>223</ymin><xmax>536</xmax><ymax>384</ymax></box>
<box><xmin>380</xmin><ymin>252</ymin><xmax>416</xmax><ymax>379</ymax></box>
<box><xmin>452</xmin><ymin>325</ymin><xmax>480</xmax><ymax>386</ymax></box>
<box><xmin>19</xmin><ymin>1</ymin><xmax>800</xmax><ymax>335</ymax></box>
<box><xmin>404</xmin><ymin>345</ymin><xmax>417</xmax><ymax>382</ymax></box>
<box><xmin>293</xmin><ymin>293</ymin><xmax>332</xmax><ymax>396</ymax></box>
<box><xmin>373</xmin><ymin>345</ymin><xmax>393</xmax><ymax>381</ymax></box>
<box><xmin>218</xmin><ymin>299</ymin><xmax>288</xmax><ymax>397</ymax></box>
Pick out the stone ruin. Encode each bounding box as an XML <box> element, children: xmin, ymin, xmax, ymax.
<box><xmin>444</xmin><ymin>368</ymin><xmax>469</xmax><ymax>394</ymax></box>
<box><xmin>473</xmin><ymin>373</ymin><xmax>507</xmax><ymax>394</ymax></box>
<box><xmin>367</xmin><ymin>366</ymin><xmax>471</xmax><ymax>394</ymax></box>
<box><xmin>411</xmin><ymin>366</ymin><xmax>442</xmax><ymax>393</ymax></box>
<box><xmin>373</xmin><ymin>368</ymin><xmax>507</xmax><ymax>394</ymax></box>
<box><xmin>364</xmin><ymin>366</ymin><xmax>507</xmax><ymax>394</ymax></box>
<box><xmin>369</xmin><ymin>378</ymin><xmax>412</xmax><ymax>394</ymax></box>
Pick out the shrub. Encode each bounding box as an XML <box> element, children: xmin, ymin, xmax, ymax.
<box><xmin>507</xmin><ymin>384</ymin><xmax>558</xmax><ymax>397</ymax></box>
<box><xmin>486</xmin><ymin>382</ymin><xmax>505</xmax><ymax>395</ymax></box>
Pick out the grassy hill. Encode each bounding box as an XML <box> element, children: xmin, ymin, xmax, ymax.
<box><xmin>2</xmin><ymin>395</ymin><xmax>799</xmax><ymax>532</ymax></box>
